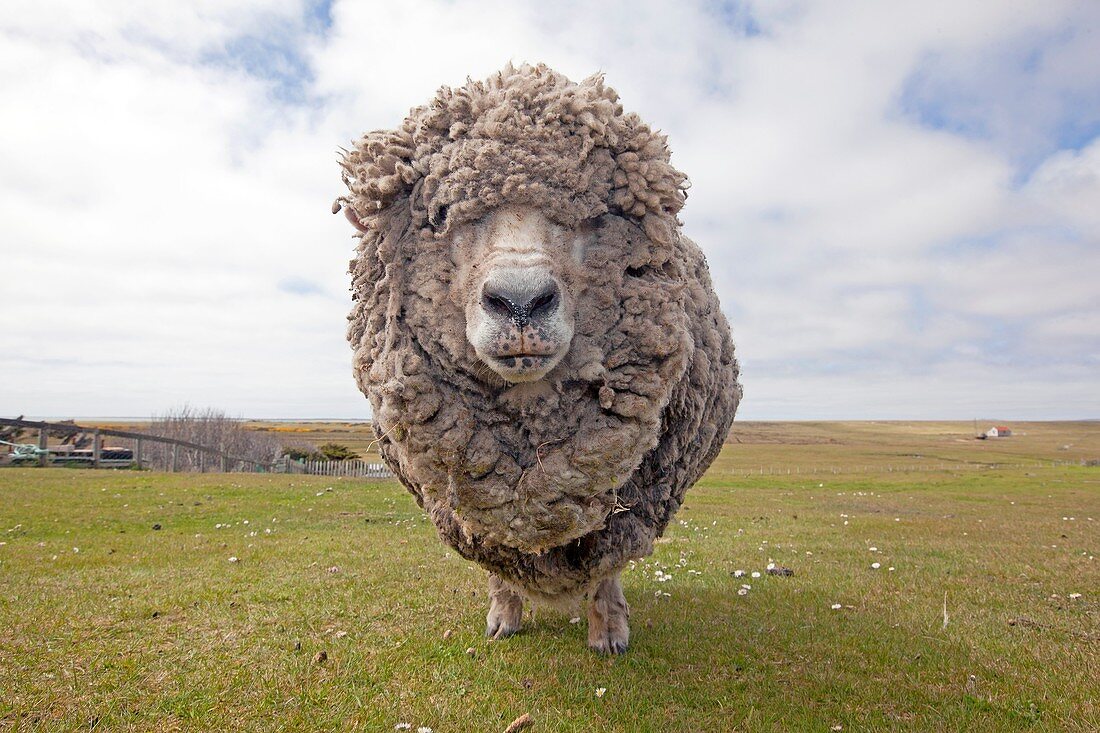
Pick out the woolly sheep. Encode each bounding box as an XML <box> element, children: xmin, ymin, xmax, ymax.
<box><xmin>335</xmin><ymin>63</ymin><xmax>741</xmax><ymax>654</ymax></box>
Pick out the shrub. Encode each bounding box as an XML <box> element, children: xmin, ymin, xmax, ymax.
<box><xmin>144</xmin><ymin>405</ymin><xmax>282</xmax><ymax>471</ymax></box>
<box><xmin>281</xmin><ymin>446</ymin><xmax>323</xmax><ymax>462</ymax></box>
<box><xmin>318</xmin><ymin>443</ymin><xmax>358</xmax><ymax>461</ymax></box>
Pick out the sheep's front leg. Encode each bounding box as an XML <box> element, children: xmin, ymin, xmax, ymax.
<box><xmin>485</xmin><ymin>573</ymin><xmax>524</xmax><ymax>640</ymax></box>
<box><xmin>588</xmin><ymin>573</ymin><xmax>630</xmax><ymax>654</ymax></box>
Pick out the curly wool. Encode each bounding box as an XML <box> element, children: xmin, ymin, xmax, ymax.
<box><xmin>338</xmin><ymin>63</ymin><xmax>741</xmax><ymax>600</ymax></box>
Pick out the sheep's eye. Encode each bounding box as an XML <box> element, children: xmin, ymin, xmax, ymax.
<box><xmin>431</xmin><ymin>204</ymin><xmax>449</xmax><ymax>230</ymax></box>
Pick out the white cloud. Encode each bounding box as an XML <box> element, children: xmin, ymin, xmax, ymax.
<box><xmin>1</xmin><ymin>0</ymin><xmax>1097</xmax><ymax>419</ymax></box>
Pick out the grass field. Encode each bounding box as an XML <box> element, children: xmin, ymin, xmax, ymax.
<box><xmin>1</xmin><ymin>424</ymin><xmax>1098</xmax><ymax>731</ymax></box>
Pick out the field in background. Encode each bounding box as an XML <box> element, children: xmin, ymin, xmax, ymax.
<box><xmin>717</xmin><ymin>420</ymin><xmax>1100</xmax><ymax>471</ymax></box>
<box><xmin>80</xmin><ymin>420</ymin><xmax>1100</xmax><ymax>472</ymax></box>
<box><xmin>1</xmin><ymin>423</ymin><xmax>1098</xmax><ymax>730</ymax></box>
<box><xmin>238</xmin><ymin>419</ymin><xmax>1100</xmax><ymax>471</ymax></box>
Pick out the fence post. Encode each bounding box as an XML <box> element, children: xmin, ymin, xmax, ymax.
<box><xmin>198</xmin><ymin>451</ymin><xmax>205</xmax><ymax>473</ymax></box>
<box><xmin>171</xmin><ymin>443</ymin><xmax>179</xmax><ymax>473</ymax></box>
<box><xmin>134</xmin><ymin>437</ymin><xmax>143</xmax><ymax>470</ymax></box>
<box><xmin>222</xmin><ymin>454</ymin><xmax>229</xmax><ymax>472</ymax></box>
<box><xmin>38</xmin><ymin>428</ymin><xmax>48</xmax><ymax>467</ymax></box>
<box><xmin>92</xmin><ymin>429</ymin><xmax>101</xmax><ymax>469</ymax></box>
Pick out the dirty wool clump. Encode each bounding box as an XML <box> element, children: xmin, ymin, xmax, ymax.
<box><xmin>337</xmin><ymin>63</ymin><xmax>741</xmax><ymax>600</ymax></box>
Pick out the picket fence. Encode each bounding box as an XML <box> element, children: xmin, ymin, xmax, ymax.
<box><xmin>283</xmin><ymin>457</ymin><xmax>393</xmax><ymax>478</ymax></box>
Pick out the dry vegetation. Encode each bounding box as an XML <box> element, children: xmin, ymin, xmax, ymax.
<box><xmin>244</xmin><ymin>421</ymin><xmax>384</xmax><ymax>463</ymax></box>
<box><xmin>83</xmin><ymin>419</ymin><xmax>1099</xmax><ymax>473</ymax></box>
<box><xmin>723</xmin><ymin>420</ymin><xmax>1100</xmax><ymax>469</ymax></box>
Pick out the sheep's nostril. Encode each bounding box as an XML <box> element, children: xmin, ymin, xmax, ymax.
<box><xmin>481</xmin><ymin>280</ymin><xmax>560</xmax><ymax>327</ymax></box>
<box><xmin>482</xmin><ymin>292</ymin><xmax>515</xmax><ymax>318</ymax></box>
<box><xmin>528</xmin><ymin>288</ymin><xmax>559</xmax><ymax>317</ymax></box>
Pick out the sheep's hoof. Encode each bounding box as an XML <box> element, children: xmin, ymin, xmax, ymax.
<box><xmin>588</xmin><ymin>631</ymin><xmax>629</xmax><ymax>655</ymax></box>
<box><xmin>486</xmin><ymin>574</ymin><xmax>524</xmax><ymax>640</ymax></box>
<box><xmin>485</xmin><ymin>606</ymin><xmax>522</xmax><ymax>640</ymax></box>
<box><xmin>587</xmin><ymin>575</ymin><xmax>630</xmax><ymax>655</ymax></box>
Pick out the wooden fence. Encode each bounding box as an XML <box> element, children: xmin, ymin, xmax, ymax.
<box><xmin>0</xmin><ymin>417</ymin><xmax>274</xmax><ymax>472</ymax></box>
<box><xmin>0</xmin><ymin>417</ymin><xmax>393</xmax><ymax>478</ymax></box>
<box><xmin>278</xmin><ymin>456</ymin><xmax>393</xmax><ymax>478</ymax></box>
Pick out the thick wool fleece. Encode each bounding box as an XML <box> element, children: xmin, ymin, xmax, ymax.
<box><xmin>337</xmin><ymin>63</ymin><xmax>741</xmax><ymax>600</ymax></box>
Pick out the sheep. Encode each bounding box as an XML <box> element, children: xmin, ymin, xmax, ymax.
<box><xmin>335</xmin><ymin>63</ymin><xmax>741</xmax><ymax>654</ymax></box>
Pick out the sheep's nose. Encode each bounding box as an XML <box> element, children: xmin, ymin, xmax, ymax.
<box><xmin>481</xmin><ymin>280</ymin><xmax>560</xmax><ymax>328</ymax></box>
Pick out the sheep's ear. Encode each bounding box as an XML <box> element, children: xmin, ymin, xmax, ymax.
<box><xmin>344</xmin><ymin>206</ymin><xmax>369</xmax><ymax>232</ymax></box>
<box><xmin>334</xmin><ymin>200</ymin><xmax>369</xmax><ymax>232</ymax></box>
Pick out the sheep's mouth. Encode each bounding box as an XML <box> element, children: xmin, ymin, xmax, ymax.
<box><xmin>491</xmin><ymin>354</ymin><xmax>554</xmax><ymax>370</ymax></box>
<box><xmin>484</xmin><ymin>351</ymin><xmax>564</xmax><ymax>382</ymax></box>
<box><xmin>495</xmin><ymin>353</ymin><xmax>551</xmax><ymax>364</ymax></box>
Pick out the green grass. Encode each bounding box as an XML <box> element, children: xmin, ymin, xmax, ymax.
<box><xmin>1</xmin><ymin>455</ymin><xmax>1098</xmax><ymax>731</ymax></box>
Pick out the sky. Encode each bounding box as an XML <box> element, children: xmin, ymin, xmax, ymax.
<box><xmin>1</xmin><ymin>0</ymin><xmax>1098</xmax><ymax>420</ymax></box>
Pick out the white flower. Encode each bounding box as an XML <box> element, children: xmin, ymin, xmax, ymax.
<box><xmin>869</xmin><ymin>547</ymin><xmax>878</xmax><ymax>552</ymax></box>
<box><xmin>417</xmin><ymin>727</ymin><xmax>433</xmax><ymax>733</ymax></box>
<box><xmin>569</xmin><ymin>617</ymin><xmax>581</xmax><ymax>624</ymax></box>
<box><xmin>394</xmin><ymin>725</ymin><xmax>411</xmax><ymax>731</ymax></box>
<box><xmin>871</xmin><ymin>562</ymin><xmax>881</xmax><ymax>569</ymax></box>
<box><xmin>831</xmin><ymin>603</ymin><xmax>842</xmax><ymax>610</ymax></box>
<box><xmin>1069</xmin><ymin>593</ymin><xmax>1082</xmax><ymax>600</ymax></box>
<box><xmin>595</xmin><ymin>687</ymin><xmax>606</xmax><ymax>698</ymax></box>
<box><xmin>888</xmin><ymin>567</ymin><xmax>895</xmax><ymax>572</ymax></box>
<box><xmin>737</xmin><ymin>588</ymin><xmax>749</xmax><ymax>596</ymax></box>
<box><xmin>733</xmin><ymin>570</ymin><xmax>745</xmax><ymax>577</ymax></box>
<box><xmin>228</xmin><ymin>556</ymin><xmax>239</xmax><ymax>563</ymax></box>
<box><xmin>751</xmin><ymin>571</ymin><xmax>761</xmax><ymax>578</ymax></box>
<box><xmin>766</xmin><ymin>562</ymin><xmax>776</xmax><ymax>570</ymax></box>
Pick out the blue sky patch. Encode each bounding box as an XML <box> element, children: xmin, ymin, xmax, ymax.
<box><xmin>278</xmin><ymin>277</ymin><xmax>326</xmax><ymax>296</ymax></box>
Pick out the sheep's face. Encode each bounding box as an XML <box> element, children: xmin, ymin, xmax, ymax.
<box><xmin>454</xmin><ymin>205</ymin><xmax>590</xmax><ymax>384</ymax></box>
